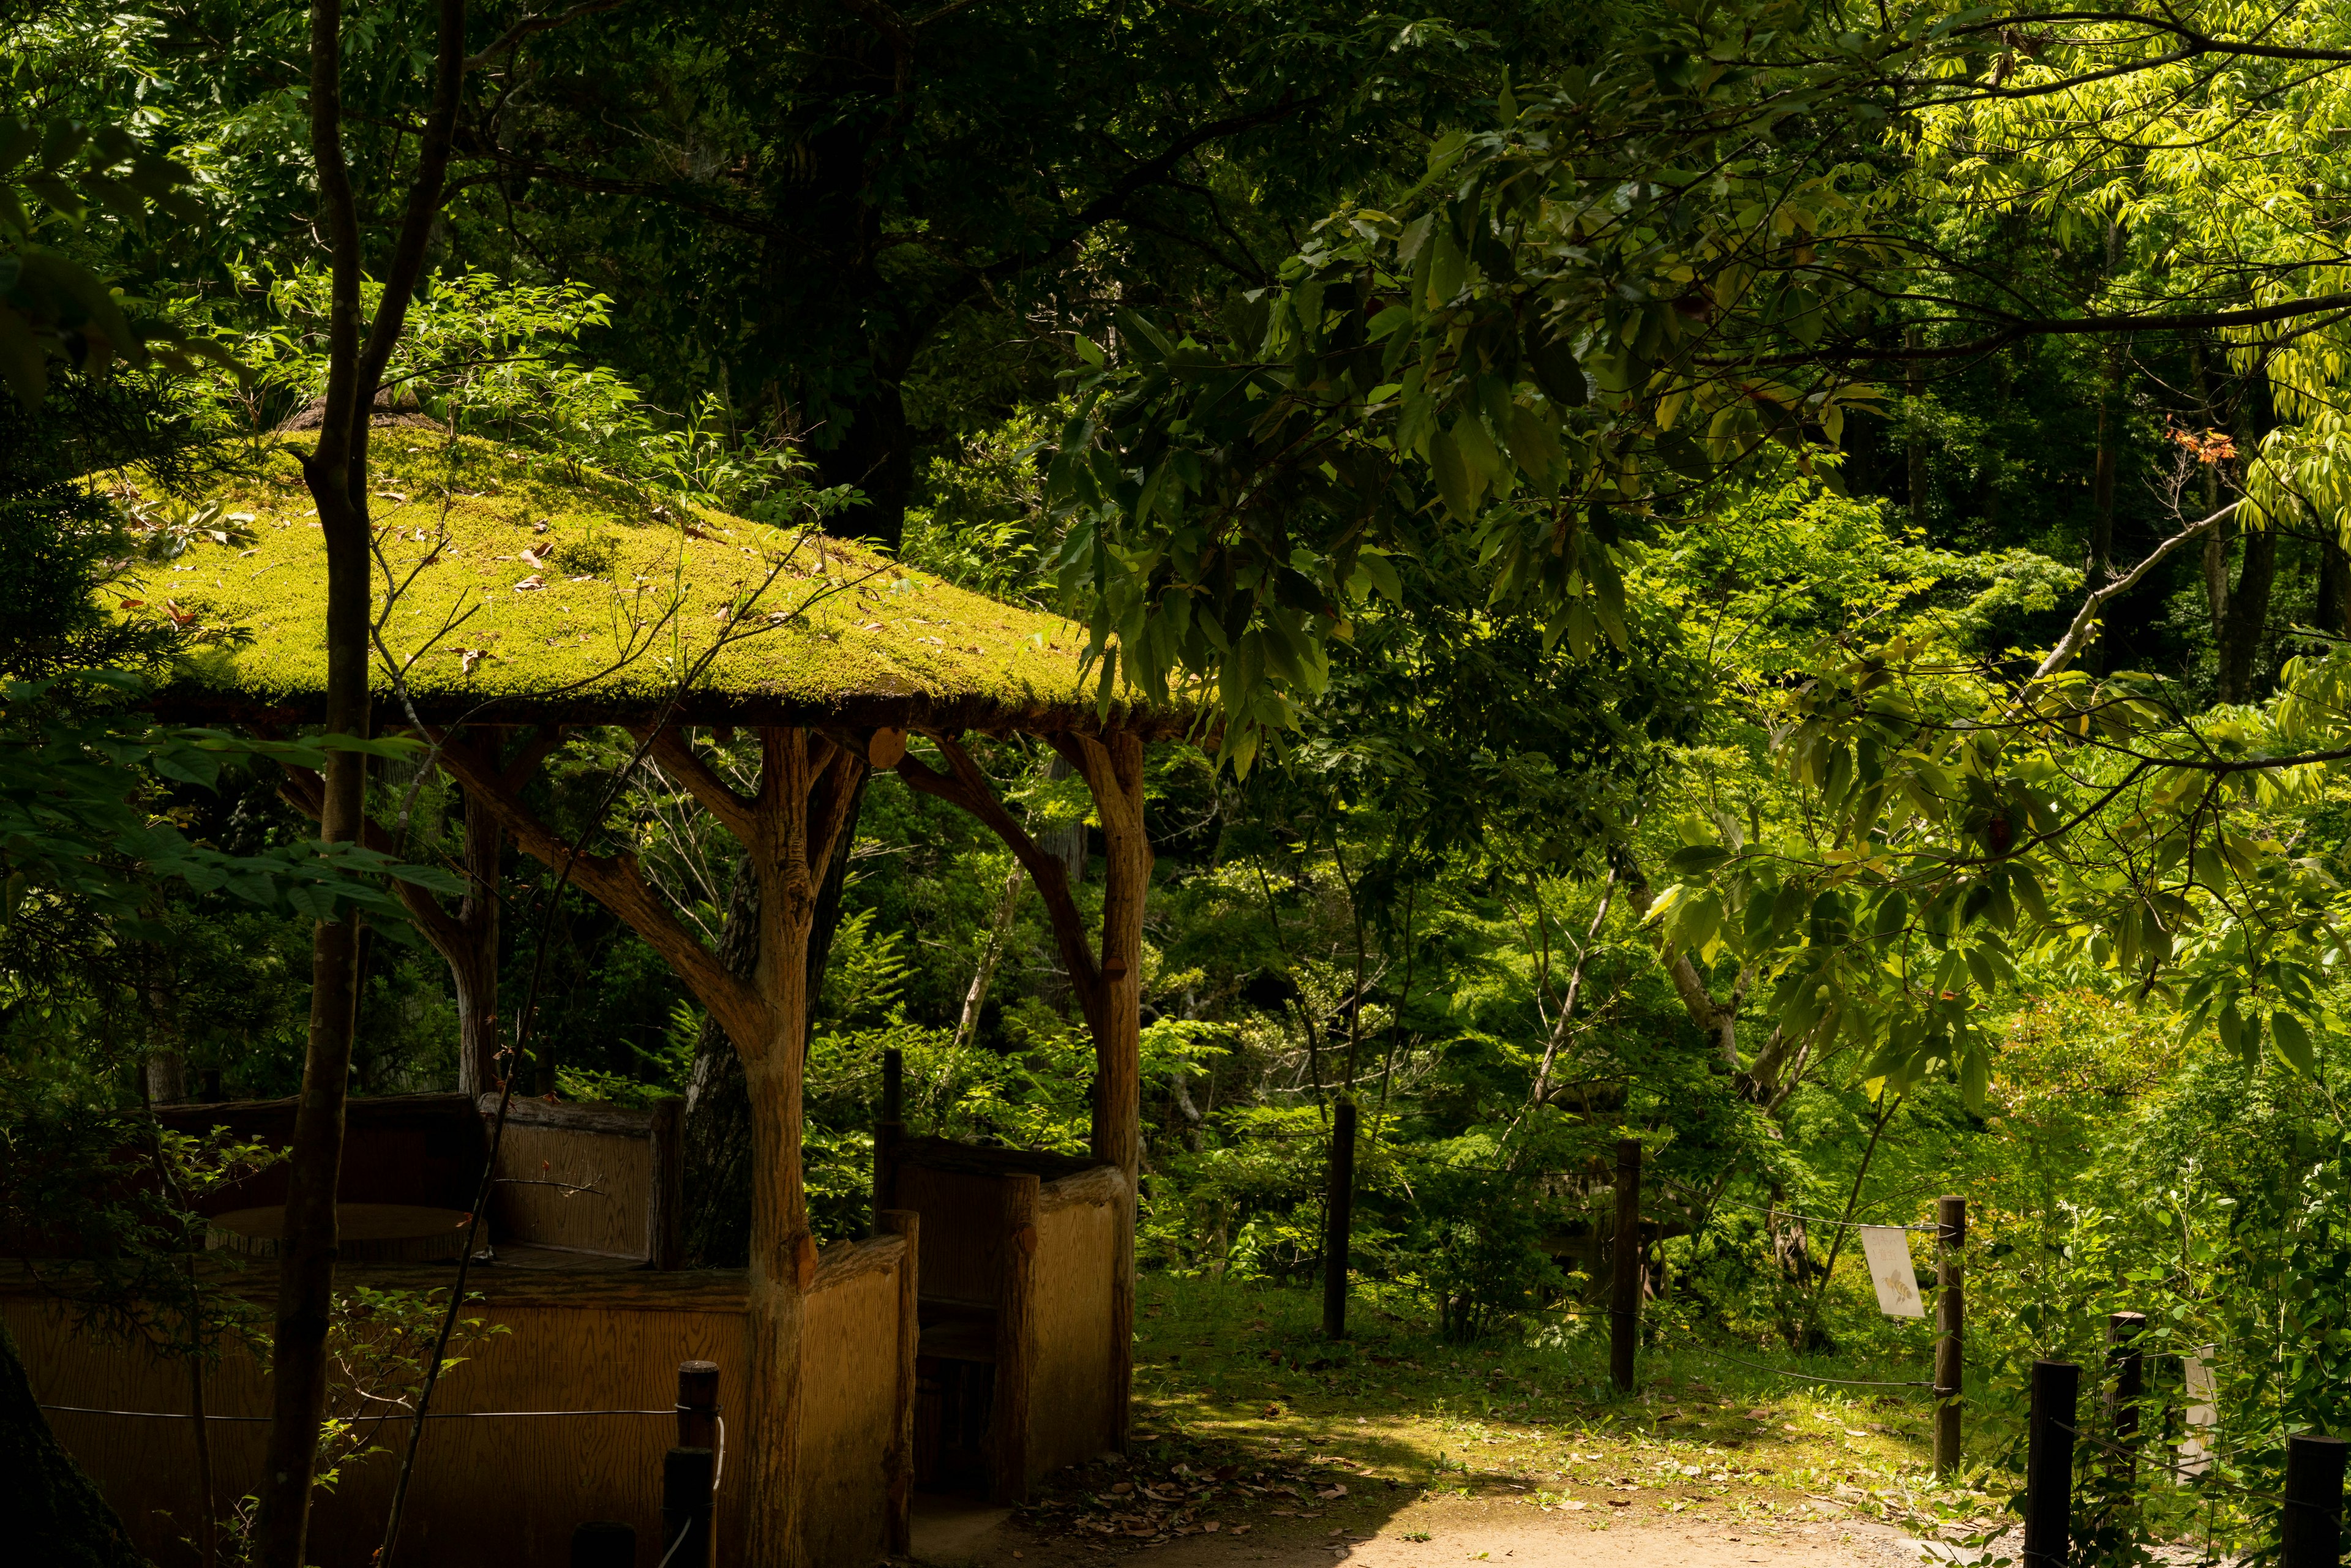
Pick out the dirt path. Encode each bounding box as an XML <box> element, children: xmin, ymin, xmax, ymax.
<box><xmin>913</xmin><ymin>1495</ymin><xmax>1924</xmax><ymax>1568</ymax></box>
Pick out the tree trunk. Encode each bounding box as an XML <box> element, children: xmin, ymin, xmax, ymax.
<box><xmin>2319</xmin><ymin>536</ymin><xmax>2351</xmax><ymax>639</ymax></box>
<box><xmin>255</xmin><ymin>0</ymin><xmax>467</xmax><ymax>1556</ymax></box>
<box><xmin>683</xmin><ymin>770</ymin><xmax>864</xmax><ymax>1268</ymax></box>
<box><xmin>1903</xmin><ymin>325</ymin><xmax>1928</xmax><ymax>528</ymax></box>
<box><xmin>2219</xmin><ymin>523</ymin><xmax>2277</xmax><ymax>702</ymax></box>
<box><xmin>1068</xmin><ymin>732</ymin><xmax>1149</xmax><ymax>1449</ymax></box>
<box><xmin>812</xmin><ymin>381</ymin><xmax>915</xmax><ymax>552</ymax></box>
<box><xmin>0</xmin><ymin>1326</ymin><xmax>147</xmax><ymax>1568</ymax></box>
<box><xmin>956</xmin><ymin>864</ymin><xmax>1027</xmax><ymax>1051</ymax></box>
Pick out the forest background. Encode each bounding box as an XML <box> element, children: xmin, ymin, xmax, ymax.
<box><xmin>17</xmin><ymin>0</ymin><xmax>2351</xmax><ymax>1561</ymax></box>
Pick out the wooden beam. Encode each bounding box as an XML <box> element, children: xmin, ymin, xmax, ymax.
<box><xmin>993</xmin><ymin>1173</ymin><xmax>1040</xmax><ymax>1504</ymax></box>
<box><xmin>893</xmin><ymin>737</ymin><xmax>1102</xmax><ymax>1013</ymax></box>
<box><xmin>431</xmin><ymin>733</ymin><xmax>771</xmax><ymax>1052</ymax></box>
<box><xmin>637</xmin><ymin>724</ymin><xmax>759</xmax><ymax>842</ymax></box>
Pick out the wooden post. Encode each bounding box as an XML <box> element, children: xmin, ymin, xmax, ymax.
<box><xmin>1934</xmin><ymin>1195</ymin><xmax>1965</xmax><ymax>1477</ymax></box>
<box><xmin>648</xmin><ymin>1095</ymin><xmax>684</xmax><ymax>1270</ymax></box>
<box><xmin>877</xmin><ymin>1209</ymin><xmax>920</xmax><ymax>1555</ymax></box>
<box><xmin>2106</xmin><ymin>1311</ymin><xmax>2147</xmax><ymax>1492</ymax></box>
<box><xmin>873</xmin><ymin>1048</ymin><xmax>904</xmax><ymax>1236</ymax></box>
<box><xmin>677</xmin><ymin>1360</ymin><xmax>719</xmax><ymax>1450</ymax></box>
<box><xmin>662</xmin><ymin>1447</ymin><xmax>716</xmax><ymax>1568</ymax></box>
<box><xmin>569</xmin><ymin>1522</ymin><xmax>634</xmax><ymax>1568</ymax></box>
<box><xmin>1610</xmin><ymin>1138</ymin><xmax>1641</xmax><ymax>1394</ymax></box>
<box><xmin>2282</xmin><ymin>1433</ymin><xmax>2347</xmax><ymax>1568</ymax></box>
<box><xmin>994</xmin><ymin>1172</ymin><xmax>1041</xmax><ymax>1504</ymax></box>
<box><xmin>2024</xmin><ymin>1359</ymin><xmax>2079</xmax><ymax>1567</ymax></box>
<box><xmin>1321</xmin><ymin>1098</ymin><xmax>1357</xmax><ymax>1341</ymax></box>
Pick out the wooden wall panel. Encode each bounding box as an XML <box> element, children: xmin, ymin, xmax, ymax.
<box><xmin>5</xmin><ymin>1278</ymin><xmax>769</xmax><ymax>1567</ymax></box>
<box><xmin>800</xmin><ymin>1241</ymin><xmax>905</xmax><ymax>1566</ymax></box>
<box><xmin>1026</xmin><ymin>1198</ymin><xmax>1116</xmax><ymax>1483</ymax></box>
<box><xmin>895</xmin><ymin>1165</ymin><xmax>1003</xmax><ymax>1305</ymax></box>
<box><xmin>490</xmin><ymin>1123</ymin><xmax>652</xmax><ymax>1259</ymax></box>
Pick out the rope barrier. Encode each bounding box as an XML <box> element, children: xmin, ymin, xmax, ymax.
<box><xmin>1655</xmin><ymin>1331</ymin><xmax>1936</xmax><ymax>1390</ymax></box>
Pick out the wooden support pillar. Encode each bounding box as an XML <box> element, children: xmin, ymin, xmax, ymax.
<box><xmin>454</xmin><ymin>783</ymin><xmax>503</xmax><ymax>1096</ymax></box>
<box><xmin>891</xmin><ymin>726</ymin><xmax>1150</xmax><ymax>1455</ymax></box>
<box><xmin>994</xmin><ymin>1174</ymin><xmax>1040</xmax><ymax>1503</ymax></box>
<box><xmin>1078</xmin><ymin>730</ymin><xmax>1148</xmax><ymax>1450</ymax></box>
<box><xmin>877</xmin><ymin>1209</ymin><xmax>919</xmax><ymax>1555</ymax></box>
<box><xmin>441</xmin><ymin>722</ymin><xmax>859</xmax><ymax>1568</ymax></box>
<box><xmin>2107</xmin><ymin>1310</ymin><xmax>2147</xmax><ymax>1493</ymax></box>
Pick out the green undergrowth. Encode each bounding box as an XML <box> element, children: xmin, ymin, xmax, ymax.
<box><xmin>108</xmin><ymin>433</ymin><xmax>1107</xmax><ymax>715</ymax></box>
<box><xmin>1019</xmin><ymin>1274</ymin><xmax>2016</xmax><ymax>1553</ymax></box>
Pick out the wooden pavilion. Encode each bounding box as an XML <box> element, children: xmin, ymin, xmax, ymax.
<box><xmin>12</xmin><ymin>433</ymin><xmax>1172</xmax><ymax>1566</ymax></box>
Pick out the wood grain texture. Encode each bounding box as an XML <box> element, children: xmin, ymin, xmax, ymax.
<box><xmin>4</xmin><ymin>1242</ymin><xmax>918</xmax><ymax>1568</ymax></box>
<box><xmin>1039</xmin><ymin>1165</ymin><xmax>1125</xmax><ymax>1214</ymax></box>
<box><xmin>491</xmin><ymin>1123</ymin><xmax>653</xmax><ymax>1259</ymax></box>
<box><xmin>897</xmin><ymin>1165</ymin><xmax>1007</xmax><ymax>1307</ymax></box>
<box><xmin>992</xmin><ymin>1174</ymin><xmax>1039</xmax><ymax>1504</ymax></box>
<box><xmin>482</xmin><ymin>1095</ymin><xmax>654</xmax><ymax>1138</ymax></box>
<box><xmin>1028</xmin><ymin>1196</ymin><xmax>1117</xmax><ymax>1482</ymax></box>
<box><xmin>799</xmin><ymin>1251</ymin><xmax>906</xmax><ymax>1567</ymax></box>
<box><xmin>877</xmin><ymin>1210</ymin><xmax>918</xmax><ymax>1555</ymax></box>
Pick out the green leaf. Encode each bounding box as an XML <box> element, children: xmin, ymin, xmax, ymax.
<box><xmin>1429</xmin><ymin>426</ymin><xmax>1477</xmax><ymax>520</ymax></box>
<box><xmin>1667</xmin><ymin>844</ymin><xmax>1733</xmax><ymax>873</ymax></box>
<box><xmin>2272</xmin><ymin>1010</ymin><xmax>2319</xmax><ymax>1079</ymax></box>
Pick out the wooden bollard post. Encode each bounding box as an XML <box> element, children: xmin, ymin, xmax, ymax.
<box><xmin>873</xmin><ymin>1047</ymin><xmax>905</xmax><ymax>1235</ymax></box>
<box><xmin>1321</xmin><ymin>1097</ymin><xmax>1357</xmax><ymax>1341</ymax></box>
<box><xmin>1934</xmin><ymin>1195</ymin><xmax>1965</xmax><ymax>1477</ymax></box>
<box><xmin>2283</xmin><ymin>1433</ymin><xmax>2348</xmax><ymax>1568</ymax></box>
<box><xmin>2106</xmin><ymin>1311</ymin><xmax>2147</xmax><ymax>1493</ymax></box>
<box><xmin>677</xmin><ymin>1360</ymin><xmax>719</xmax><ymax>1449</ymax></box>
<box><xmin>2024</xmin><ymin>1360</ymin><xmax>2080</xmax><ymax>1567</ymax></box>
<box><xmin>1610</xmin><ymin>1138</ymin><xmax>1641</xmax><ymax>1394</ymax></box>
<box><xmin>662</xmin><ymin>1447</ymin><xmax>716</xmax><ymax>1568</ymax></box>
<box><xmin>647</xmin><ymin>1095</ymin><xmax>684</xmax><ymax>1270</ymax></box>
<box><xmin>569</xmin><ymin>1521</ymin><xmax>634</xmax><ymax>1568</ymax></box>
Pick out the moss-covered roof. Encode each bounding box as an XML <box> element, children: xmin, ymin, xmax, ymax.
<box><xmin>121</xmin><ymin>434</ymin><xmax>1146</xmax><ymax>733</ymax></box>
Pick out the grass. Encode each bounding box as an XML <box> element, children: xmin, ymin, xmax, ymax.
<box><xmin>1017</xmin><ymin>1274</ymin><xmax>2009</xmax><ymax>1553</ymax></box>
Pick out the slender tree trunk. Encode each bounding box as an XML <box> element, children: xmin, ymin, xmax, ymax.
<box><xmin>2319</xmin><ymin>536</ymin><xmax>2351</xmax><ymax>639</ymax></box>
<box><xmin>2219</xmin><ymin>524</ymin><xmax>2277</xmax><ymax>702</ymax></box>
<box><xmin>255</xmin><ymin>2</ymin><xmax>466</xmax><ymax>1558</ymax></box>
<box><xmin>956</xmin><ymin>864</ymin><xmax>1027</xmax><ymax>1051</ymax></box>
<box><xmin>1904</xmin><ymin>325</ymin><xmax>1928</xmax><ymax>528</ymax></box>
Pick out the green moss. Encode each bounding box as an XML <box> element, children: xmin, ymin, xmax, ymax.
<box><xmin>120</xmin><ymin>435</ymin><xmax>1113</xmax><ymax>722</ymax></box>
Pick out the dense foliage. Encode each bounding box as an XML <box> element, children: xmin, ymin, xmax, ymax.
<box><xmin>25</xmin><ymin>0</ymin><xmax>2351</xmax><ymax>1561</ymax></box>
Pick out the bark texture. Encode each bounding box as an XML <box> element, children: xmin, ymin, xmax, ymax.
<box><xmin>0</xmin><ymin>1326</ymin><xmax>146</xmax><ymax>1568</ymax></box>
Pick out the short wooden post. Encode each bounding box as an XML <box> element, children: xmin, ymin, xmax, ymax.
<box><xmin>993</xmin><ymin>1172</ymin><xmax>1040</xmax><ymax>1504</ymax></box>
<box><xmin>647</xmin><ymin>1095</ymin><xmax>684</xmax><ymax>1270</ymax></box>
<box><xmin>1610</xmin><ymin>1138</ymin><xmax>1641</xmax><ymax>1394</ymax></box>
<box><xmin>661</xmin><ymin>1447</ymin><xmax>715</xmax><ymax>1568</ymax></box>
<box><xmin>2283</xmin><ymin>1433</ymin><xmax>2348</xmax><ymax>1568</ymax></box>
<box><xmin>1934</xmin><ymin>1195</ymin><xmax>1965</xmax><ymax>1476</ymax></box>
<box><xmin>2024</xmin><ymin>1359</ymin><xmax>2080</xmax><ymax>1567</ymax></box>
<box><xmin>677</xmin><ymin>1359</ymin><xmax>719</xmax><ymax>1449</ymax></box>
<box><xmin>2106</xmin><ymin>1311</ymin><xmax>2147</xmax><ymax>1492</ymax></box>
<box><xmin>569</xmin><ymin>1521</ymin><xmax>634</xmax><ymax>1568</ymax></box>
<box><xmin>878</xmin><ymin>1207</ymin><xmax>920</xmax><ymax>1556</ymax></box>
<box><xmin>873</xmin><ymin>1048</ymin><xmax>905</xmax><ymax>1236</ymax></box>
<box><xmin>1321</xmin><ymin>1097</ymin><xmax>1357</xmax><ymax>1341</ymax></box>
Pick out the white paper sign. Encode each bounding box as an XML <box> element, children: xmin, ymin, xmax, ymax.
<box><xmin>1859</xmin><ymin>1225</ymin><xmax>1925</xmax><ymax>1318</ymax></box>
<box><xmin>2180</xmin><ymin>1345</ymin><xmax>2218</xmax><ymax>1480</ymax></box>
